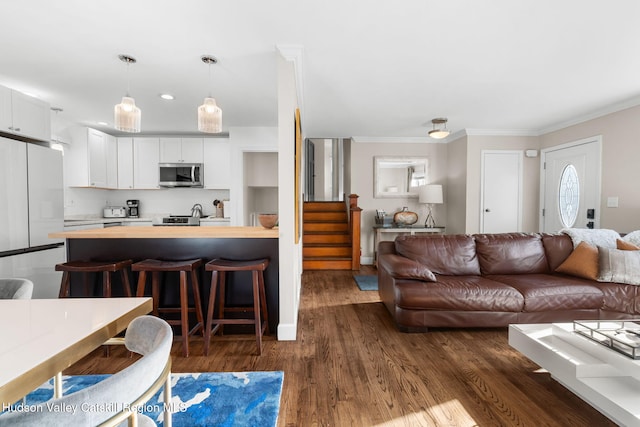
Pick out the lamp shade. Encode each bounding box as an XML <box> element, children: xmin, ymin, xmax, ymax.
<box><xmin>198</xmin><ymin>97</ymin><xmax>222</xmax><ymax>133</ymax></box>
<box><xmin>114</xmin><ymin>96</ymin><xmax>141</xmax><ymax>133</ymax></box>
<box><xmin>419</xmin><ymin>184</ymin><xmax>443</xmax><ymax>204</ymax></box>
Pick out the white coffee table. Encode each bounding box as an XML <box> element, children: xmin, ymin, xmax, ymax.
<box><xmin>509</xmin><ymin>323</ymin><xmax>640</xmax><ymax>427</ymax></box>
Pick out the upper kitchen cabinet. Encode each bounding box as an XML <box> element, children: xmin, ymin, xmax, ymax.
<box><xmin>203</xmin><ymin>138</ymin><xmax>231</xmax><ymax>189</ymax></box>
<box><xmin>0</xmin><ymin>85</ymin><xmax>51</xmax><ymax>142</ymax></box>
<box><xmin>117</xmin><ymin>137</ymin><xmax>134</xmax><ymax>189</ymax></box>
<box><xmin>160</xmin><ymin>137</ymin><xmax>203</xmax><ymax>163</ymax></box>
<box><xmin>133</xmin><ymin>138</ymin><xmax>160</xmax><ymax>189</ymax></box>
<box><xmin>66</xmin><ymin>127</ymin><xmax>118</xmax><ymax>189</ymax></box>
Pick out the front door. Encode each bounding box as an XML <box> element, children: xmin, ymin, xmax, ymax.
<box><xmin>540</xmin><ymin>136</ymin><xmax>601</xmax><ymax>232</ymax></box>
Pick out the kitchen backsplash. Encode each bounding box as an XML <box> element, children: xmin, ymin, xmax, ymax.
<box><xmin>65</xmin><ymin>187</ymin><xmax>230</xmax><ymax>218</ymax></box>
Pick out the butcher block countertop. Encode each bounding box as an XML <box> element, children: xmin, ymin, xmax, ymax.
<box><xmin>49</xmin><ymin>226</ymin><xmax>278</xmax><ymax>239</ymax></box>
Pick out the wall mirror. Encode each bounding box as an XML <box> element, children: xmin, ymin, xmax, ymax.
<box><xmin>374</xmin><ymin>156</ymin><xmax>428</xmax><ymax>198</ymax></box>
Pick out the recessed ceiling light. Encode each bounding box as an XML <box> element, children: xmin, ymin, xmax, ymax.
<box><xmin>160</xmin><ymin>93</ymin><xmax>175</xmax><ymax>100</ymax></box>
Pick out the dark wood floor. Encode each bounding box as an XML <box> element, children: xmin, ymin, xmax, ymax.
<box><xmin>67</xmin><ymin>266</ymin><xmax>616</xmax><ymax>426</ymax></box>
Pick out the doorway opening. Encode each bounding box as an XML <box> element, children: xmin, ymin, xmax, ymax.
<box><xmin>304</xmin><ymin>138</ymin><xmax>345</xmax><ymax>201</ymax></box>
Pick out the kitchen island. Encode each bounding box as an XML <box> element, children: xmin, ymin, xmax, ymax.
<box><xmin>49</xmin><ymin>226</ymin><xmax>279</xmax><ymax>334</ymax></box>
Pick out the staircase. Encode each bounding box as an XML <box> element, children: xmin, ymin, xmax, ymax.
<box><xmin>303</xmin><ymin>197</ymin><xmax>361</xmax><ymax>270</ymax></box>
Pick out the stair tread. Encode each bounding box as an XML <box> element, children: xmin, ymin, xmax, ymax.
<box><xmin>303</xmin><ymin>256</ymin><xmax>352</xmax><ymax>260</ymax></box>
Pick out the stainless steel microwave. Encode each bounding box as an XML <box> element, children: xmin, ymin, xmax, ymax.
<box><xmin>159</xmin><ymin>163</ymin><xmax>204</xmax><ymax>187</ymax></box>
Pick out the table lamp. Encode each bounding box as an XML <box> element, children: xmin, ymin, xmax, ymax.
<box><xmin>419</xmin><ymin>184</ymin><xmax>443</xmax><ymax>228</ymax></box>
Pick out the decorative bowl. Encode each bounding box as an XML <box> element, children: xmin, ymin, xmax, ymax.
<box><xmin>258</xmin><ymin>213</ymin><xmax>278</xmax><ymax>229</ymax></box>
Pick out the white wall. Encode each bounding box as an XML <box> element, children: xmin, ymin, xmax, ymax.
<box><xmin>463</xmin><ymin>135</ymin><xmax>540</xmax><ymax>234</ymax></box>
<box><xmin>539</xmin><ymin>105</ymin><xmax>640</xmax><ymax>234</ymax></box>
<box><xmin>350</xmin><ymin>140</ymin><xmax>448</xmax><ymax>263</ymax></box>
<box><xmin>64</xmin><ymin>187</ymin><xmax>229</xmax><ymax>218</ymax></box>
<box><xmin>276</xmin><ymin>50</ymin><xmax>302</xmax><ymax>341</ymax></box>
<box><xmin>228</xmin><ymin>126</ymin><xmax>278</xmax><ymax>226</ymax></box>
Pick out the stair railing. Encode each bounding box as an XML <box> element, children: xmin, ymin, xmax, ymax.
<box><xmin>347</xmin><ymin>194</ymin><xmax>362</xmax><ymax>270</ymax></box>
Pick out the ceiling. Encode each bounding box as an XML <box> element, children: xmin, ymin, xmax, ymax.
<box><xmin>1</xmin><ymin>0</ymin><xmax>640</xmax><ymax>140</ymax></box>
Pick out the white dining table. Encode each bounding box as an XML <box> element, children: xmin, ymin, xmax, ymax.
<box><xmin>0</xmin><ymin>297</ymin><xmax>152</xmax><ymax>408</ymax></box>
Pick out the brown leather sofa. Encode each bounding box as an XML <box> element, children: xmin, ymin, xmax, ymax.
<box><xmin>377</xmin><ymin>232</ymin><xmax>640</xmax><ymax>332</ymax></box>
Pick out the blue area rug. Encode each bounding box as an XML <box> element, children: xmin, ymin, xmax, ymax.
<box><xmin>19</xmin><ymin>371</ymin><xmax>283</xmax><ymax>427</ymax></box>
<box><xmin>354</xmin><ymin>275</ymin><xmax>378</xmax><ymax>291</ymax></box>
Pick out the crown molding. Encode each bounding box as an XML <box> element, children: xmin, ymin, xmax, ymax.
<box><xmin>351</xmin><ymin>136</ymin><xmax>446</xmax><ymax>144</ymax></box>
<box><xmin>464</xmin><ymin>128</ymin><xmax>539</xmax><ymax>137</ymax></box>
<box><xmin>277</xmin><ymin>45</ymin><xmax>305</xmax><ymax>117</ymax></box>
<box><xmin>537</xmin><ymin>94</ymin><xmax>640</xmax><ymax>135</ymax></box>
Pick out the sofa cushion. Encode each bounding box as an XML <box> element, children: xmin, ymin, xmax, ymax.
<box><xmin>555</xmin><ymin>241</ymin><xmax>599</xmax><ymax>280</ymax></box>
<box><xmin>474</xmin><ymin>233</ymin><xmax>549</xmax><ymax>275</ymax></box>
<box><xmin>394</xmin><ymin>275</ymin><xmax>524</xmax><ymax>312</ymax></box>
<box><xmin>394</xmin><ymin>234</ymin><xmax>481</xmax><ymax>276</ymax></box>
<box><xmin>488</xmin><ymin>274</ymin><xmax>604</xmax><ymax>312</ymax></box>
<box><xmin>541</xmin><ymin>233</ymin><xmax>574</xmax><ymax>271</ymax></box>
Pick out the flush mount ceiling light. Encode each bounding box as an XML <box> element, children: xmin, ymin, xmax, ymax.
<box><xmin>114</xmin><ymin>54</ymin><xmax>141</xmax><ymax>133</ymax></box>
<box><xmin>198</xmin><ymin>55</ymin><xmax>222</xmax><ymax>133</ymax></box>
<box><xmin>428</xmin><ymin>117</ymin><xmax>450</xmax><ymax>139</ymax></box>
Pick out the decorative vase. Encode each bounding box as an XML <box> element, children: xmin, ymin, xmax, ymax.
<box><xmin>393</xmin><ymin>207</ymin><xmax>418</xmax><ymax>226</ymax></box>
<box><xmin>258</xmin><ymin>213</ymin><xmax>278</xmax><ymax>229</ymax></box>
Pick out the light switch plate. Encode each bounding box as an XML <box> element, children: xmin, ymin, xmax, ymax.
<box><xmin>607</xmin><ymin>197</ymin><xmax>619</xmax><ymax>208</ymax></box>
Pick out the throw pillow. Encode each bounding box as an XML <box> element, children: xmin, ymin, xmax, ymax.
<box><xmin>617</xmin><ymin>238</ymin><xmax>640</xmax><ymax>251</ymax></box>
<box><xmin>598</xmin><ymin>247</ymin><xmax>640</xmax><ymax>285</ymax></box>
<box><xmin>382</xmin><ymin>254</ymin><xmax>437</xmax><ymax>282</ymax></box>
<box><xmin>555</xmin><ymin>241</ymin><xmax>599</xmax><ymax>280</ymax></box>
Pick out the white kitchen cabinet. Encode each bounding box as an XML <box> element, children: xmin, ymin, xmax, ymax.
<box><xmin>203</xmin><ymin>138</ymin><xmax>231</xmax><ymax>189</ymax></box>
<box><xmin>133</xmin><ymin>138</ymin><xmax>160</xmax><ymax>189</ymax></box>
<box><xmin>106</xmin><ymin>134</ymin><xmax>118</xmax><ymax>189</ymax></box>
<box><xmin>117</xmin><ymin>137</ymin><xmax>134</xmax><ymax>189</ymax></box>
<box><xmin>0</xmin><ymin>85</ymin><xmax>51</xmax><ymax>142</ymax></box>
<box><xmin>160</xmin><ymin>138</ymin><xmax>203</xmax><ymax>163</ymax></box>
<box><xmin>67</xmin><ymin>127</ymin><xmax>118</xmax><ymax>189</ymax></box>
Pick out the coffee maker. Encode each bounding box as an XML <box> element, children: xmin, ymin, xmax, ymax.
<box><xmin>126</xmin><ymin>200</ymin><xmax>139</xmax><ymax>218</ymax></box>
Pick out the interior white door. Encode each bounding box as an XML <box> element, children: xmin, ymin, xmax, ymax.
<box><xmin>541</xmin><ymin>137</ymin><xmax>601</xmax><ymax>232</ymax></box>
<box><xmin>481</xmin><ymin>150</ymin><xmax>523</xmax><ymax>233</ymax></box>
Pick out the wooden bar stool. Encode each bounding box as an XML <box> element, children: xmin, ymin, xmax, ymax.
<box><xmin>56</xmin><ymin>260</ymin><xmax>133</xmax><ymax>298</ymax></box>
<box><xmin>204</xmin><ymin>258</ymin><xmax>270</xmax><ymax>356</ymax></box>
<box><xmin>56</xmin><ymin>259</ymin><xmax>134</xmax><ymax>356</ymax></box>
<box><xmin>133</xmin><ymin>258</ymin><xmax>204</xmax><ymax>357</ymax></box>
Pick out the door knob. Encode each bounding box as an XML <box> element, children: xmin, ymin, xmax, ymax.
<box><xmin>485</xmin><ymin>209</ymin><xmax>491</xmax><ymax>212</ymax></box>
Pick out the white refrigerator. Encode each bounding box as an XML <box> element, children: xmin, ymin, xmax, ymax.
<box><xmin>0</xmin><ymin>136</ymin><xmax>64</xmax><ymax>298</ymax></box>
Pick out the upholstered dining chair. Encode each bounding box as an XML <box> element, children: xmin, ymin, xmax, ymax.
<box><xmin>0</xmin><ymin>278</ymin><xmax>33</xmax><ymax>299</ymax></box>
<box><xmin>1</xmin><ymin>315</ymin><xmax>173</xmax><ymax>427</ymax></box>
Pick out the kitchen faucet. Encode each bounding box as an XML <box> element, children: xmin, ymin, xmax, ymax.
<box><xmin>191</xmin><ymin>203</ymin><xmax>203</xmax><ymax>218</ymax></box>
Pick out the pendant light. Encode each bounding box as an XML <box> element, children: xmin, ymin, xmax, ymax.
<box><xmin>198</xmin><ymin>55</ymin><xmax>222</xmax><ymax>133</ymax></box>
<box><xmin>114</xmin><ymin>54</ymin><xmax>141</xmax><ymax>133</ymax></box>
<box><xmin>428</xmin><ymin>117</ymin><xmax>450</xmax><ymax>139</ymax></box>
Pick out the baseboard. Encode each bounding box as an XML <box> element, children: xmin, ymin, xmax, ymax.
<box><xmin>361</xmin><ymin>256</ymin><xmax>374</xmax><ymax>265</ymax></box>
<box><xmin>277</xmin><ymin>322</ymin><xmax>297</xmax><ymax>341</ymax></box>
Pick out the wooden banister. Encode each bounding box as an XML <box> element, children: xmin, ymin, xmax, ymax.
<box><xmin>348</xmin><ymin>194</ymin><xmax>362</xmax><ymax>270</ymax></box>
